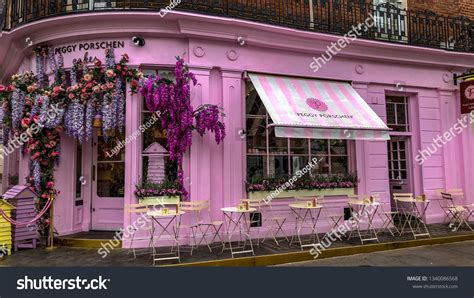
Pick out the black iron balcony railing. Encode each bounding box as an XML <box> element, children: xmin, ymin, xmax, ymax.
<box><xmin>1</xmin><ymin>0</ymin><xmax>473</xmax><ymax>53</ymax></box>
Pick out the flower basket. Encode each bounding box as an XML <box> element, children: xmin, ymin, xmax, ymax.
<box><xmin>138</xmin><ymin>196</ymin><xmax>180</xmax><ymax>205</ymax></box>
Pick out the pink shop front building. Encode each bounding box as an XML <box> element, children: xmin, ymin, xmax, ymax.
<box><xmin>1</xmin><ymin>2</ymin><xmax>474</xmax><ymax>248</ymax></box>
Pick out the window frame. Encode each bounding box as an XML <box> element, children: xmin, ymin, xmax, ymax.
<box><xmin>386</xmin><ymin>96</ymin><xmax>410</xmax><ymax>132</ymax></box>
<box><xmin>139</xmin><ymin>68</ymin><xmax>177</xmax><ymax>184</ymax></box>
<box><xmin>246</xmin><ymin>89</ymin><xmax>353</xmax><ymax>179</ymax></box>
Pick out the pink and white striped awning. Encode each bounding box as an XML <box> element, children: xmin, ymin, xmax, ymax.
<box><xmin>248</xmin><ymin>73</ymin><xmax>390</xmax><ymax>141</ymax></box>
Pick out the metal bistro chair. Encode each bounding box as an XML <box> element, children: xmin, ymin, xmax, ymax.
<box><xmin>125</xmin><ymin>203</ymin><xmax>153</xmax><ymax>258</ymax></box>
<box><xmin>242</xmin><ymin>198</ymin><xmax>265</xmax><ymax>247</ymax></box>
<box><xmin>176</xmin><ymin>201</ymin><xmax>201</xmax><ymax>256</ymax></box>
<box><xmin>441</xmin><ymin>192</ymin><xmax>473</xmax><ymax>231</ymax></box>
<box><xmin>248</xmin><ymin>198</ymin><xmax>289</xmax><ymax>246</ymax></box>
<box><xmin>190</xmin><ymin>200</ymin><xmax>224</xmax><ymax>252</ymax></box>
<box><xmin>372</xmin><ymin>194</ymin><xmax>400</xmax><ymax>237</ymax></box>
<box><xmin>320</xmin><ymin>196</ymin><xmax>346</xmax><ymax>241</ymax></box>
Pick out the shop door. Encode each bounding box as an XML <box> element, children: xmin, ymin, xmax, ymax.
<box><xmin>387</xmin><ymin>137</ymin><xmax>412</xmax><ymax>209</ymax></box>
<box><xmin>91</xmin><ymin>133</ymin><xmax>125</xmax><ymax>230</ymax></box>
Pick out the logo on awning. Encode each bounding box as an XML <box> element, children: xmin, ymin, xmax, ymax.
<box><xmin>306</xmin><ymin>98</ymin><xmax>328</xmax><ymax>112</ymax></box>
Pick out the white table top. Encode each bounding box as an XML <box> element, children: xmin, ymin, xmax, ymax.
<box><xmin>289</xmin><ymin>202</ymin><xmax>323</xmax><ymax>209</ymax></box>
<box><xmin>147</xmin><ymin>210</ymin><xmax>185</xmax><ymax>217</ymax></box>
<box><xmin>221</xmin><ymin>207</ymin><xmax>257</xmax><ymax>213</ymax></box>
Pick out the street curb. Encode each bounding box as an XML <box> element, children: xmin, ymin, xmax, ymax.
<box><xmin>167</xmin><ymin>233</ymin><xmax>474</xmax><ymax>267</ymax></box>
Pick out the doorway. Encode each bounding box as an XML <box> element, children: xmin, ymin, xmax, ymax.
<box><xmin>387</xmin><ymin>137</ymin><xmax>412</xmax><ymax>209</ymax></box>
<box><xmin>89</xmin><ymin>132</ymin><xmax>125</xmax><ymax>230</ymax></box>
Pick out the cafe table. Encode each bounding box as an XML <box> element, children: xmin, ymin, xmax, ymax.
<box><xmin>221</xmin><ymin>207</ymin><xmax>256</xmax><ymax>258</ymax></box>
<box><xmin>347</xmin><ymin>199</ymin><xmax>380</xmax><ymax>244</ymax></box>
<box><xmin>147</xmin><ymin>209</ymin><xmax>185</xmax><ymax>265</ymax></box>
<box><xmin>289</xmin><ymin>202</ymin><xmax>323</xmax><ymax>250</ymax></box>
<box><xmin>394</xmin><ymin>196</ymin><xmax>431</xmax><ymax>239</ymax></box>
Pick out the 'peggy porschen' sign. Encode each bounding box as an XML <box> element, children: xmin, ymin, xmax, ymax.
<box><xmin>53</xmin><ymin>40</ymin><xmax>126</xmax><ymax>67</ymax></box>
<box><xmin>54</xmin><ymin>40</ymin><xmax>125</xmax><ymax>55</ymax></box>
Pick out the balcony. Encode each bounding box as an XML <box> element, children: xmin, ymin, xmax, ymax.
<box><xmin>1</xmin><ymin>0</ymin><xmax>473</xmax><ymax>53</ymax></box>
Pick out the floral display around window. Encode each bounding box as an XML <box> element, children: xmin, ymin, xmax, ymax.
<box><xmin>139</xmin><ymin>57</ymin><xmax>226</xmax><ymax>199</ymax></box>
<box><xmin>0</xmin><ymin>47</ymin><xmax>141</xmax><ymax>232</ymax></box>
<box><xmin>134</xmin><ymin>180</ymin><xmax>183</xmax><ymax>199</ymax></box>
<box><xmin>246</xmin><ymin>173</ymin><xmax>358</xmax><ymax>193</ymax></box>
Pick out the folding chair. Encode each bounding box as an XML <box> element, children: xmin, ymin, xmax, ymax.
<box><xmin>441</xmin><ymin>192</ymin><xmax>472</xmax><ymax>231</ymax></box>
<box><xmin>260</xmin><ymin>200</ymin><xmax>289</xmax><ymax>246</ymax></box>
<box><xmin>176</xmin><ymin>201</ymin><xmax>201</xmax><ymax>256</ymax></box>
<box><xmin>241</xmin><ymin>198</ymin><xmax>265</xmax><ymax>247</ymax></box>
<box><xmin>125</xmin><ymin>203</ymin><xmax>153</xmax><ymax>258</ymax></box>
<box><xmin>320</xmin><ymin>196</ymin><xmax>345</xmax><ymax>241</ymax></box>
<box><xmin>371</xmin><ymin>194</ymin><xmax>400</xmax><ymax>236</ymax></box>
<box><xmin>191</xmin><ymin>200</ymin><xmax>224</xmax><ymax>252</ymax></box>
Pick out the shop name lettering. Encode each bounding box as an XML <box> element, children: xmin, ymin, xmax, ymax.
<box><xmin>297</xmin><ymin>112</ymin><xmax>353</xmax><ymax>119</ymax></box>
<box><xmin>54</xmin><ymin>41</ymin><xmax>125</xmax><ymax>55</ymax></box>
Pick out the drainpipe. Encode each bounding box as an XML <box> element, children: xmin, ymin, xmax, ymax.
<box><xmin>309</xmin><ymin>0</ymin><xmax>314</xmax><ymax>29</ymax></box>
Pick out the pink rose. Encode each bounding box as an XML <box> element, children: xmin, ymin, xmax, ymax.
<box><xmin>83</xmin><ymin>74</ymin><xmax>93</xmax><ymax>82</ymax></box>
<box><xmin>106</xmin><ymin>69</ymin><xmax>115</xmax><ymax>78</ymax></box>
<box><xmin>0</xmin><ymin>85</ymin><xmax>5</xmax><ymax>92</ymax></box>
<box><xmin>68</xmin><ymin>93</ymin><xmax>75</xmax><ymax>99</ymax></box>
<box><xmin>27</xmin><ymin>84</ymin><xmax>37</xmax><ymax>93</ymax></box>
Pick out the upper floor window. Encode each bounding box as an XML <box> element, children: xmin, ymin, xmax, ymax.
<box><xmin>246</xmin><ymin>87</ymin><xmax>351</xmax><ymax>181</ymax></box>
<box><xmin>386</xmin><ymin>96</ymin><xmax>409</xmax><ymax>132</ymax></box>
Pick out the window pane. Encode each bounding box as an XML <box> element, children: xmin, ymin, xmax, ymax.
<box><xmin>268</xmin><ymin>155</ymin><xmax>289</xmax><ymax>178</ymax></box>
<box><xmin>143</xmin><ymin>113</ymin><xmax>167</xmax><ymax>150</ymax></box>
<box><xmin>291</xmin><ymin>156</ymin><xmax>309</xmax><ymax>176</ymax></box>
<box><xmin>311</xmin><ymin>156</ymin><xmax>330</xmax><ymax>175</ymax></box>
<box><xmin>401</xmin><ymin>170</ymin><xmax>407</xmax><ymax>179</ymax></box>
<box><xmin>331</xmin><ymin>156</ymin><xmax>348</xmax><ymax>174</ymax></box>
<box><xmin>396</xmin><ymin>104</ymin><xmax>407</xmax><ymax>124</ymax></box>
<box><xmin>142</xmin><ymin>155</ymin><xmax>177</xmax><ymax>184</ymax></box>
<box><xmin>290</xmin><ymin>139</ymin><xmax>309</xmax><ymax>155</ymax></box>
<box><xmin>311</xmin><ymin>140</ymin><xmax>328</xmax><ymax>155</ymax></box>
<box><xmin>246</xmin><ymin>117</ymin><xmax>266</xmax><ymax>154</ymax></box>
<box><xmin>97</xmin><ymin>132</ymin><xmax>125</xmax><ymax>161</ymax></box>
<box><xmin>330</xmin><ymin>140</ymin><xmax>347</xmax><ymax>155</ymax></box>
<box><xmin>400</xmin><ymin>151</ymin><xmax>406</xmax><ymax>160</ymax></box>
<box><xmin>97</xmin><ymin>163</ymin><xmax>125</xmax><ymax>197</ymax></box>
<box><xmin>247</xmin><ymin>156</ymin><xmax>266</xmax><ymax>180</ymax></box>
<box><xmin>386</xmin><ymin>103</ymin><xmax>396</xmax><ymax>124</ymax></box>
<box><xmin>268</xmin><ymin>127</ymin><xmax>288</xmax><ymax>154</ymax></box>
<box><xmin>246</xmin><ymin>91</ymin><xmax>266</xmax><ymax>116</ymax></box>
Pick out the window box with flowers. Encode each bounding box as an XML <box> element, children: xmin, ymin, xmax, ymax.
<box><xmin>246</xmin><ymin>174</ymin><xmax>358</xmax><ymax>200</ymax></box>
<box><xmin>134</xmin><ymin>181</ymin><xmax>183</xmax><ymax>205</ymax></box>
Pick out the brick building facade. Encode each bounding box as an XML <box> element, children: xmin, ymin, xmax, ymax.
<box><xmin>408</xmin><ymin>0</ymin><xmax>474</xmax><ymax>19</ymax></box>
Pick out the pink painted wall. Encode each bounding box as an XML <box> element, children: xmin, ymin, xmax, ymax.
<box><xmin>0</xmin><ymin>11</ymin><xmax>473</xmax><ymax>245</ymax></box>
